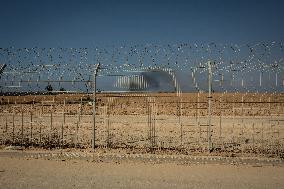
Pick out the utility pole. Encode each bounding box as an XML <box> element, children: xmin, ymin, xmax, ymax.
<box><xmin>208</xmin><ymin>61</ymin><xmax>213</xmax><ymax>152</ymax></box>
<box><xmin>92</xmin><ymin>63</ymin><xmax>100</xmax><ymax>149</ymax></box>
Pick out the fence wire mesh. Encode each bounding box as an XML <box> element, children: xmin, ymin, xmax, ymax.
<box><xmin>0</xmin><ymin>42</ymin><xmax>283</xmax><ymax>156</ymax></box>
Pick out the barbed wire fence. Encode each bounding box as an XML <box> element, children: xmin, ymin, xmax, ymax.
<box><xmin>0</xmin><ymin>42</ymin><xmax>283</xmax><ymax>156</ymax></box>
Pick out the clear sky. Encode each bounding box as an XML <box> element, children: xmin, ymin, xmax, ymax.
<box><xmin>0</xmin><ymin>0</ymin><xmax>283</xmax><ymax>47</ymax></box>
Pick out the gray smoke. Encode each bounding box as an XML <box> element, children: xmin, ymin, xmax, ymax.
<box><xmin>114</xmin><ymin>69</ymin><xmax>176</xmax><ymax>92</ymax></box>
<box><xmin>140</xmin><ymin>70</ymin><xmax>174</xmax><ymax>92</ymax></box>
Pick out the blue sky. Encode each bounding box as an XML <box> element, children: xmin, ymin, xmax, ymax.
<box><xmin>0</xmin><ymin>0</ymin><xmax>283</xmax><ymax>93</ymax></box>
<box><xmin>0</xmin><ymin>0</ymin><xmax>283</xmax><ymax>47</ymax></box>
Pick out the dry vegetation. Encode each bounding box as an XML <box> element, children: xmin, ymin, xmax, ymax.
<box><xmin>0</xmin><ymin>92</ymin><xmax>283</xmax><ymax>157</ymax></box>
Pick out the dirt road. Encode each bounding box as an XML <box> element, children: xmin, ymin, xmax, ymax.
<box><xmin>0</xmin><ymin>156</ymin><xmax>284</xmax><ymax>189</ymax></box>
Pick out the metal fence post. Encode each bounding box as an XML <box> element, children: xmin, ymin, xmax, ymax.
<box><xmin>92</xmin><ymin>63</ymin><xmax>100</xmax><ymax>149</ymax></box>
<box><xmin>208</xmin><ymin>61</ymin><xmax>213</xmax><ymax>152</ymax></box>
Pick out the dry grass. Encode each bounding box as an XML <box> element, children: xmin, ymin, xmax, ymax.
<box><xmin>0</xmin><ymin>92</ymin><xmax>283</xmax><ymax>157</ymax></box>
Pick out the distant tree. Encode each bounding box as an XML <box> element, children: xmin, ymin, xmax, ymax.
<box><xmin>59</xmin><ymin>87</ymin><xmax>66</xmax><ymax>91</ymax></box>
<box><xmin>45</xmin><ymin>83</ymin><xmax>53</xmax><ymax>92</ymax></box>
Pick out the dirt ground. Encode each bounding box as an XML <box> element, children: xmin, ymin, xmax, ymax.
<box><xmin>1</xmin><ymin>92</ymin><xmax>283</xmax><ymax>116</ymax></box>
<box><xmin>0</xmin><ymin>156</ymin><xmax>284</xmax><ymax>189</ymax></box>
<box><xmin>0</xmin><ymin>92</ymin><xmax>283</xmax><ymax>157</ymax></box>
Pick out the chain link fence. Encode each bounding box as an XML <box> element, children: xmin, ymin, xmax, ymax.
<box><xmin>0</xmin><ymin>42</ymin><xmax>283</xmax><ymax>157</ymax></box>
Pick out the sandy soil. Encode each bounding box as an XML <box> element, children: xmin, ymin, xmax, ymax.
<box><xmin>1</xmin><ymin>93</ymin><xmax>283</xmax><ymax>116</ymax></box>
<box><xmin>0</xmin><ymin>93</ymin><xmax>283</xmax><ymax>157</ymax></box>
<box><xmin>1</xmin><ymin>114</ymin><xmax>283</xmax><ymax>156</ymax></box>
<box><xmin>0</xmin><ymin>156</ymin><xmax>284</xmax><ymax>189</ymax></box>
